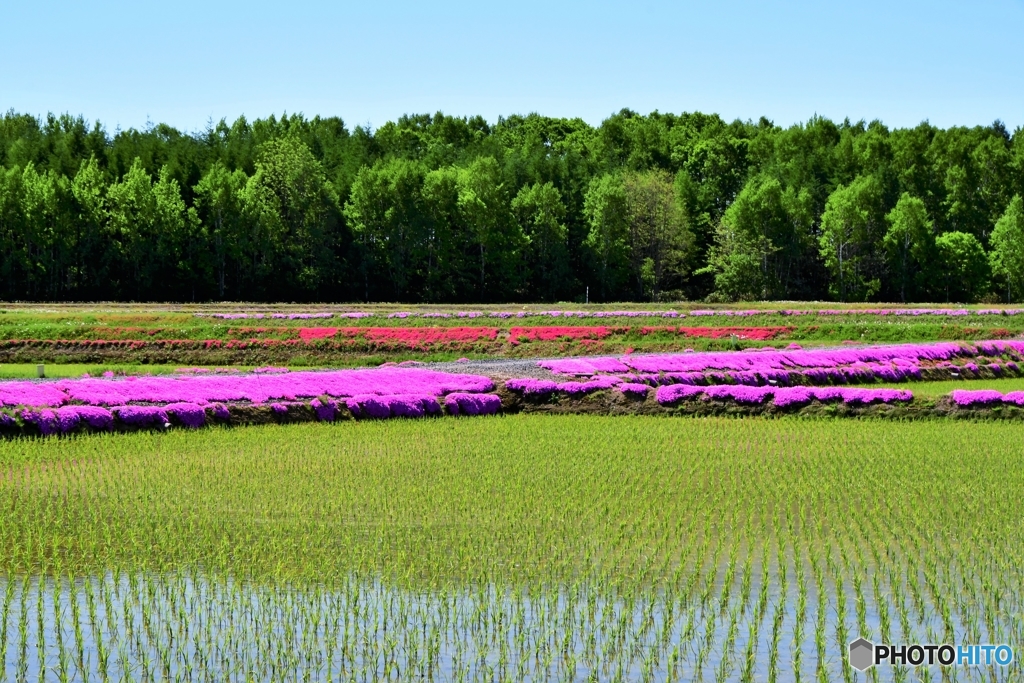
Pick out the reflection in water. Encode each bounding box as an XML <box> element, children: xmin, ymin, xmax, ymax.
<box><xmin>0</xmin><ymin>564</ymin><xmax>1012</xmax><ymax>682</ymax></box>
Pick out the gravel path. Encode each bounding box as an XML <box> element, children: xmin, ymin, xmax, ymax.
<box><xmin>425</xmin><ymin>344</ymin><xmax>833</xmax><ymax>381</ymax></box>
<box><xmin>426</xmin><ymin>358</ymin><xmax>560</xmax><ymax>380</ymax></box>
<box><xmin>426</xmin><ymin>351</ymin><xmax>663</xmax><ymax>381</ymax></box>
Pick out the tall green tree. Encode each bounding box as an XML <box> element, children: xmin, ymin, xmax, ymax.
<box><xmin>512</xmin><ymin>182</ymin><xmax>571</xmax><ymax>301</ymax></box>
<box><xmin>582</xmin><ymin>173</ymin><xmax>630</xmax><ymax>301</ymax></box>
<box><xmin>668</xmin><ymin>113</ymin><xmax>754</xmax><ymax>272</ymax></box>
<box><xmin>699</xmin><ymin>175</ymin><xmax>812</xmax><ymax>301</ymax></box>
<box><xmin>153</xmin><ymin>167</ymin><xmax>203</xmax><ymax>300</ymax></box>
<box><xmin>106</xmin><ymin>158</ymin><xmax>159</xmax><ymax>298</ymax></box>
<box><xmin>245</xmin><ymin>137</ymin><xmax>340</xmax><ymax>297</ymax></box>
<box><xmin>344</xmin><ymin>158</ymin><xmax>427</xmax><ymax>301</ymax></box>
<box><xmin>989</xmin><ymin>195</ymin><xmax>1024</xmax><ymax>301</ymax></box>
<box><xmin>194</xmin><ymin>162</ymin><xmax>248</xmax><ymax>299</ymax></box>
<box><xmin>70</xmin><ymin>156</ymin><xmax>111</xmax><ymax>298</ymax></box>
<box><xmin>454</xmin><ymin>156</ymin><xmax>522</xmax><ymax>300</ymax></box>
<box><xmin>882</xmin><ymin>193</ymin><xmax>933</xmax><ymax>302</ymax></box>
<box><xmin>621</xmin><ymin>169</ymin><xmax>693</xmax><ymax>300</ymax></box>
<box><xmin>420</xmin><ymin>166</ymin><xmax>463</xmax><ymax>301</ymax></box>
<box><xmin>0</xmin><ymin>165</ymin><xmax>27</xmax><ymax>298</ymax></box>
<box><xmin>20</xmin><ymin>163</ymin><xmax>73</xmax><ymax>299</ymax></box>
<box><xmin>935</xmin><ymin>231</ymin><xmax>989</xmax><ymax>302</ymax></box>
<box><xmin>818</xmin><ymin>175</ymin><xmax>885</xmax><ymax>301</ymax></box>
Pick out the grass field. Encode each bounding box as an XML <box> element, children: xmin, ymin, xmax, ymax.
<box><xmin>2</xmin><ymin>415</ymin><xmax>1021</xmax><ymax>681</ymax></box>
<box><xmin>0</xmin><ymin>364</ymin><xmax>217</xmax><ymax>378</ymax></box>
<box><xmin>0</xmin><ymin>364</ymin><xmax>348</xmax><ymax>379</ymax></box>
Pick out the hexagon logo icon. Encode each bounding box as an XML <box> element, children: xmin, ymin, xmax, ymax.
<box><xmin>849</xmin><ymin>638</ymin><xmax>875</xmax><ymax>671</ymax></box>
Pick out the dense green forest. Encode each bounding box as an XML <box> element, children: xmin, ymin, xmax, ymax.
<box><xmin>1</xmin><ymin>109</ymin><xmax>1023</xmax><ymax>303</ymax></box>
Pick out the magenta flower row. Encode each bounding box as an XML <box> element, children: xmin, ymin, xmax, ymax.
<box><xmin>538</xmin><ymin>341</ymin><xmax>1024</xmax><ymax>378</ymax></box>
<box><xmin>341</xmin><ymin>392</ymin><xmax>503</xmax><ymax>417</ymax></box>
<box><xmin>19</xmin><ymin>404</ymin><xmax>191</xmax><ymax>435</ymax></box>
<box><xmin>950</xmin><ymin>390</ymin><xmax>1024</xmax><ymax>407</ymax></box>
<box><xmin>656</xmin><ymin>384</ymin><xmax>914</xmax><ymax>407</ymax></box>
<box><xmin>505</xmin><ymin>375</ymin><xmax>624</xmax><ymax>396</ymax></box>
<box><xmin>193</xmin><ymin>308</ymin><xmax>1024</xmax><ymax>321</ymax></box>
<box><xmin>444</xmin><ymin>393</ymin><xmax>502</xmax><ymax>416</ymax></box>
<box><xmin>197</xmin><ymin>312</ymin><xmax>341</xmax><ymax>320</ymax></box>
<box><xmin>0</xmin><ymin>368</ymin><xmax>495</xmax><ymax>410</ymax></box>
<box><xmin>12</xmin><ymin>391</ymin><xmax>504</xmax><ymax>436</ymax></box>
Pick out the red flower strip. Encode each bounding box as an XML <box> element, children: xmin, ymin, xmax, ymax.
<box><xmin>677</xmin><ymin>326</ymin><xmax>794</xmax><ymax>340</ymax></box>
<box><xmin>510</xmin><ymin>326</ymin><xmax>625</xmax><ymax>342</ymax></box>
<box><xmin>360</xmin><ymin>327</ymin><xmax>498</xmax><ymax>343</ymax></box>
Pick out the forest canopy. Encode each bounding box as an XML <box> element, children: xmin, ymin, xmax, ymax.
<box><xmin>1</xmin><ymin>109</ymin><xmax>1022</xmax><ymax>303</ymax></box>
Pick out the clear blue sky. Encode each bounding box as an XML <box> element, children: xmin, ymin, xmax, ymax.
<box><xmin>4</xmin><ymin>0</ymin><xmax>1023</xmax><ymax>133</ymax></box>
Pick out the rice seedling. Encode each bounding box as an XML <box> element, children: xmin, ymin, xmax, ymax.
<box><xmin>0</xmin><ymin>415</ymin><xmax>1021</xmax><ymax>681</ymax></box>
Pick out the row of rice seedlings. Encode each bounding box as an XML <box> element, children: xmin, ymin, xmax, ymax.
<box><xmin>1</xmin><ymin>416</ymin><xmax>1022</xmax><ymax>681</ymax></box>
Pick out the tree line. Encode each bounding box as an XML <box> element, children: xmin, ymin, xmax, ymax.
<box><xmin>1</xmin><ymin>109</ymin><xmax>1023</xmax><ymax>303</ymax></box>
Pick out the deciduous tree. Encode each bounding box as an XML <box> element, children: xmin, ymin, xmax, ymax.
<box><xmin>882</xmin><ymin>193</ymin><xmax>933</xmax><ymax>302</ymax></box>
<box><xmin>989</xmin><ymin>195</ymin><xmax>1024</xmax><ymax>301</ymax></box>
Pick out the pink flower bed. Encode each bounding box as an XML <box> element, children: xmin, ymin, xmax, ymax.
<box><xmin>197</xmin><ymin>312</ymin><xmax>337</xmax><ymax>320</ymax></box>
<box><xmin>344</xmin><ymin>394</ymin><xmax>442</xmax><ymax>419</ymax></box>
<box><xmin>195</xmin><ymin>307</ymin><xmax>1024</xmax><ymax>320</ymax></box>
<box><xmin>504</xmin><ymin>375</ymin><xmax>624</xmax><ymax>396</ymax></box>
<box><xmin>950</xmin><ymin>390</ymin><xmax>1024</xmax><ymax>407</ymax></box>
<box><xmin>538</xmin><ymin>341</ymin><xmax>1024</xmax><ymax>385</ymax></box>
<box><xmin>295</xmin><ymin>327</ymin><xmax>500</xmax><ymax>344</ymax></box>
<box><xmin>656</xmin><ymin>384</ymin><xmax>913</xmax><ymax>407</ymax></box>
<box><xmin>0</xmin><ymin>368</ymin><xmax>494</xmax><ymax>410</ymax></box>
<box><xmin>617</xmin><ymin>383</ymin><xmax>650</xmax><ymax>396</ymax></box>
<box><xmin>444</xmin><ymin>393</ymin><xmax>502</xmax><ymax>416</ymax></box>
<box><xmin>2</xmin><ymin>367</ymin><xmax>504</xmax><ymax>435</ymax></box>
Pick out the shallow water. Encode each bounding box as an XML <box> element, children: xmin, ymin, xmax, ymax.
<box><xmin>0</xmin><ymin>562</ymin><xmax>1017</xmax><ymax>683</ymax></box>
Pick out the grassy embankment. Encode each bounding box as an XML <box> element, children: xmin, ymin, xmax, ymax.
<box><xmin>2</xmin><ymin>304</ymin><xmax>1023</xmax><ymax>365</ymax></box>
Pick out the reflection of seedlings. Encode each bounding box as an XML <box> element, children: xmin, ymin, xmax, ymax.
<box><xmin>768</xmin><ymin>599</ymin><xmax>785</xmax><ymax>683</ymax></box>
